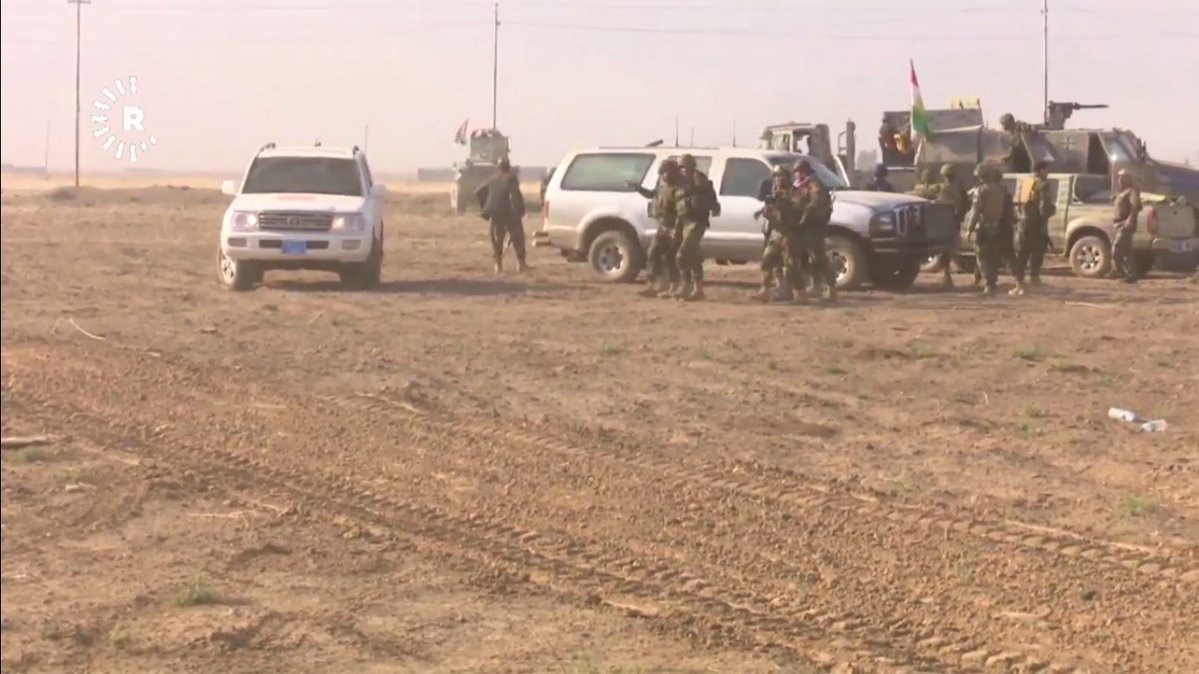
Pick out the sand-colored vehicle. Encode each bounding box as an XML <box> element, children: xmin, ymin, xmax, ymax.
<box><xmin>450</xmin><ymin>128</ymin><xmax>510</xmax><ymax>213</ymax></box>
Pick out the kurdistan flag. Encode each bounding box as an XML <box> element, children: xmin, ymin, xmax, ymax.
<box><xmin>909</xmin><ymin>59</ymin><xmax>931</xmax><ymax>141</ymax></box>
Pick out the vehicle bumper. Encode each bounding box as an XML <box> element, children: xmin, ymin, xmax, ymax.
<box><xmin>1150</xmin><ymin>236</ymin><xmax>1199</xmax><ymax>271</ymax></box>
<box><xmin>221</xmin><ymin>231</ymin><xmax>372</xmax><ymax>263</ymax></box>
<box><xmin>539</xmin><ymin>225</ymin><xmax>584</xmax><ymax>252</ymax></box>
<box><xmin>870</xmin><ymin>236</ymin><xmax>955</xmax><ymax>256</ymax></box>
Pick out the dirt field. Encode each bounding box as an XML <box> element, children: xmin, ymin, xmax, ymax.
<box><xmin>2</xmin><ymin>179</ymin><xmax>1197</xmax><ymax>674</ymax></box>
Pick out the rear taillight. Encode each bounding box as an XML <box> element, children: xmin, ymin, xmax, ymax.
<box><xmin>1145</xmin><ymin>207</ymin><xmax>1158</xmax><ymax>236</ymax></box>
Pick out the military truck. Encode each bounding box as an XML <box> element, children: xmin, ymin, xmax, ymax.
<box><xmin>759</xmin><ymin>122</ymin><xmax>857</xmax><ymax>186</ymax></box>
<box><xmin>450</xmin><ymin>128</ymin><xmax>510</xmax><ymax>213</ymax></box>
<box><xmin>935</xmin><ymin>172</ymin><xmax>1198</xmax><ymax>278</ymax></box>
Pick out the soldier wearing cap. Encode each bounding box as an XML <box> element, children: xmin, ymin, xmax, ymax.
<box><xmin>793</xmin><ymin>159</ymin><xmax>837</xmax><ymax>302</ymax></box>
<box><xmin>672</xmin><ymin>153</ymin><xmax>719</xmax><ymax>301</ymax></box>
<box><xmin>629</xmin><ymin>158</ymin><xmax>683</xmax><ymax>297</ymax></box>
<box><xmin>1011</xmin><ymin>159</ymin><xmax>1056</xmax><ymax>294</ymax></box>
<box><xmin>1111</xmin><ymin>168</ymin><xmax>1142</xmax><ymax>283</ymax></box>
<box><xmin>474</xmin><ymin>158</ymin><xmax>529</xmax><ymax>274</ymax></box>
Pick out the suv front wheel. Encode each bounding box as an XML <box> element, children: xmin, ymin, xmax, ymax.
<box><xmin>339</xmin><ymin>228</ymin><xmax>383</xmax><ymax>290</ymax></box>
<box><xmin>218</xmin><ymin>250</ymin><xmax>261</xmax><ymax>291</ymax></box>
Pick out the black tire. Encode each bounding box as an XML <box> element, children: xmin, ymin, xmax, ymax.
<box><xmin>587</xmin><ymin>228</ymin><xmax>643</xmax><ymax>283</ymax></box>
<box><xmin>1069</xmin><ymin>234</ymin><xmax>1112</xmax><ymax>279</ymax></box>
<box><xmin>872</xmin><ymin>256</ymin><xmax>923</xmax><ymax>290</ymax></box>
<box><xmin>339</xmin><ymin>231</ymin><xmax>383</xmax><ymax>290</ymax></box>
<box><xmin>826</xmin><ymin>233</ymin><xmax>868</xmax><ymax>290</ymax></box>
<box><xmin>217</xmin><ymin>250</ymin><xmax>259</xmax><ymax>292</ymax></box>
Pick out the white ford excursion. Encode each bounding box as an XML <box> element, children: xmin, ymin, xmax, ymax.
<box><xmin>218</xmin><ymin>143</ymin><xmax>387</xmax><ymax>291</ymax></box>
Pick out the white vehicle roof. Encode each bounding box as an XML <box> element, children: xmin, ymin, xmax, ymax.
<box><xmin>257</xmin><ymin>145</ymin><xmax>359</xmax><ymax>159</ymax></box>
<box><xmin>563</xmin><ymin>145</ymin><xmax>796</xmax><ymax>161</ymax></box>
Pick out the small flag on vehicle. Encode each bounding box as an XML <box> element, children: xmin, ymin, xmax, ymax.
<box><xmin>454</xmin><ymin>118</ymin><xmax>469</xmax><ymax>145</ymax></box>
<box><xmin>909</xmin><ymin>59</ymin><xmax>931</xmax><ymax>141</ymax></box>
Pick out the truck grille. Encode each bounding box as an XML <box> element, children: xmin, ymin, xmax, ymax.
<box><xmin>257</xmin><ymin>211</ymin><xmax>333</xmax><ymax>232</ymax></box>
<box><xmin>894</xmin><ymin>204</ymin><xmax>924</xmax><ymax>237</ymax></box>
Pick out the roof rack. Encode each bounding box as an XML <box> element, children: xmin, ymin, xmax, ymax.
<box><xmin>257</xmin><ymin>142</ymin><xmax>276</xmax><ymax>153</ymax></box>
<box><xmin>352</xmin><ymin>145</ymin><xmax>360</xmax><ymax>154</ymax></box>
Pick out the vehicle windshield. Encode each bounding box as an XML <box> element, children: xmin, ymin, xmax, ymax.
<box><xmin>241</xmin><ymin>156</ymin><xmax>363</xmax><ymax>196</ymax></box>
<box><xmin>767</xmin><ymin>155</ymin><xmax>848</xmax><ymax>190</ymax></box>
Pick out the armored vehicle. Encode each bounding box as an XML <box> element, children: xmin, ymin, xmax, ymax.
<box><xmin>450</xmin><ymin>128</ymin><xmax>510</xmax><ymax>213</ymax></box>
<box><xmin>882</xmin><ymin>101</ymin><xmax>1199</xmax><ymax>205</ymax></box>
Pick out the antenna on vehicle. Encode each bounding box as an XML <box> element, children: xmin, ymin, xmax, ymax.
<box><xmin>314</xmin><ymin>139</ymin><xmax>322</xmax><ymax>147</ymax></box>
<box><xmin>674</xmin><ymin>117</ymin><xmax>679</xmax><ymax>146</ymax></box>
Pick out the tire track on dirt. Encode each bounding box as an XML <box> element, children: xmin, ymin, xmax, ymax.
<box><xmin>349</xmin><ymin>392</ymin><xmax>1199</xmax><ymax>586</ymax></box>
<box><xmin>6</xmin><ymin>341</ymin><xmax>1194</xmax><ymax>671</ymax></box>
<box><xmin>6</xmin><ymin>344</ymin><xmax>1110</xmax><ymax>673</ymax></box>
<box><xmin>6</xmin><ymin>392</ymin><xmax>944</xmax><ymax>674</ymax></box>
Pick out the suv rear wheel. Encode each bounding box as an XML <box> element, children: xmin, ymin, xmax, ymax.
<box><xmin>588</xmin><ymin>228</ymin><xmax>642</xmax><ymax>283</ymax></box>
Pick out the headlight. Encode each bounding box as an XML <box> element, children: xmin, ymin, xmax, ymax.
<box><xmin>230</xmin><ymin>211</ymin><xmax>258</xmax><ymax>230</ymax></box>
<box><xmin>331</xmin><ymin>213</ymin><xmax>366</xmax><ymax>232</ymax></box>
<box><xmin>869</xmin><ymin>211</ymin><xmax>895</xmax><ymax>236</ymax></box>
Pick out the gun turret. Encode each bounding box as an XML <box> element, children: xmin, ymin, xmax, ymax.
<box><xmin>1044</xmin><ymin>101</ymin><xmax>1109</xmax><ymax>130</ymax></box>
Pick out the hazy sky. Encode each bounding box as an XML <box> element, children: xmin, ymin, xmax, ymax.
<box><xmin>2</xmin><ymin>0</ymin><xmax>1197</xmax><ymax>174</ymax></box>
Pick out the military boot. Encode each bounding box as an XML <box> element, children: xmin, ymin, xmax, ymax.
<box><xmin>685</xmin><ymin>279</ymin><xmax>705</xmax><ymax>302</ymax></box>
<box><xmin>637</xmin><ymin>277</ymin><xmax>661</xmax><ymax>297</ymax></box>
<box><xmin>1008</xmin><ymin>282</ymin><xmax>1026</xmax><ymax>296</ymax></box>
<box><xmin>981</xmin><ymin>285</ymin><xmax>996</xmax><ymax>297</ymax></box>
<box><xmin>1029</xmin><ymin>273</ymin><xmax>1043</xmax><ymax>286</ymax></box>
<box><xmin>940</xmin><ymin>269</ymin><xmax>954</xmax><ymax>289</ymax></box>
<box><xmin>516</xmin><ymin>259</ymin><xmax>530</xmax><ymax>273</ymax></box>
<box><xmin>672</xmin><ymin>281</ymin><xmax>693</xmax><ymax>300</ymax></box>
<box><xmin>657</xmin><ymin>282</ymin><xmax>680</xmax><ymax>298</ymax></box>
<box><xmin>823</xmin><ymin>283</ymin><xmax>838</xmax><ymax>304</ymax></box>
<box><xmin>493</xmin><ymin>260</ymin><xmax>503</xmax><ymax>274</ymax></box>
<box><xmin>772</xmin><ymin>284</ymin><xmax>794</xmax><ymax>302</ymax></box>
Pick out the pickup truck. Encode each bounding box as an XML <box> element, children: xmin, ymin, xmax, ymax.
<box><xmin>535</xmin><ymin>146</ymin><xmax>960</xmax><ymax>291</ymax></box>
<box><xmin>940</xmin><ymin>172</ymin><xmax>1199</xmax><ymax>278</ymax></box>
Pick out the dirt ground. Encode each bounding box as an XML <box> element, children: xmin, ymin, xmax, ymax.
<box><xmin>2</xmin><ymin>180</ymin><xmax>1197</xmax><ymax>674</ymax></box>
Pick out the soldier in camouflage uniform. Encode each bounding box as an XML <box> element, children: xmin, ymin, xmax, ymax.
<box><xmin>1111</xmin><ymin>168</ymin><xmax>1143</xmax><ymax>283</ymax></box>
<box><xmin>750</xmin><ymin>164</ymin><xmax>805</xmax><ymax>303</ymax></box>
<box><xmin>630</xmin><ymin>159</ymin><xmax>683</xmax><ymax>297</ymax></box>
<box><xmin>966</xmin><ymin>163</ymin><xmax>1006</xmax><ymax>296</ymax></box>
<box><xmin>934</xmin><ymin>164</ymin><xmax>969</xmax><ymax>288</ymax></box>
<box><xmin>673</xmin><ymin>153</ymin><xmax>719</xmax><ymax>301</ymax></box>
<box><xmin>866</xmin><ymin>163</ymin><xmax>895</xmax><ymax>192</ymax></box>
<box><xmin>1010</xmin><ymin>160</ymin><xmax>1056</xmax><ymax>295</ymax></box>
<box><xmin>474</xmin><ymin>158</ymin><xmax>529</xmax><ymax>274</ymax></box>
<box><xmin>794</xmin><ymin>159</ymin><xmax>837</xmax><ymax>303</ymax></box>
<box><xmin>910</xmin><ymin>168</ymin><xmax>940</xmax><ymax>200</ymax></box>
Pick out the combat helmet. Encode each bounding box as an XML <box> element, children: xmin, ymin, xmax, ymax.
<box><xmin>772</xmin><ymin>164</ymin><xmax>791</xmax><ymax>178</ymax></box>
<box><xmin>873</xmin><ymin>162</ymin><xmax>888</xmax><ymax>177</ymax></box>
<box><xmin>679</xmin><ymin>153</ymin><xmax>697</xmax><ymax>169</ymax></box>
<box><xmin>658</xmin><ymin>157</ymin><xmax>679</xmax><ymax>174</ymax></box>
<box><xmin>795</xmin><ymin>158</ymin><xmax>813</xmax><ymax>174</ymax></box>
<box><xmin>972</xmin><ymin>163</ymin><xmax>989</xmax><ymax>181</ymax></box>
<box><xmin>999</xmin><ymin>113</ymin><xmax>1015</xmax><ymax>128</ymax></box>
<box><xmin>940</xmin><ymin>164</ymin><xmax>956</xmax><ymax>178</ymax></box>
<box><xmin>920</xmin><ymin>168</ymin><xmax>935</xmax><ymax>183</ymax></box>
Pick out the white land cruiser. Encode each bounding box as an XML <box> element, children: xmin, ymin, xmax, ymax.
<box><xmin>218</xmin><ymin>143</ymin><xmax>388</xmax><ymax>291</ymax></box>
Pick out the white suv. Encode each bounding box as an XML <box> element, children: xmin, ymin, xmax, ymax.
<box><xmin>218</xmin><ymin>143</ymin><xmax>387</xmax><ymax>291</ymax></box>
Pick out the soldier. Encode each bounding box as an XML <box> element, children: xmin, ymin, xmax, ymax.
<box><xmin>673</xmin><ymin>153</ymin><xmax>719</xmax><ymax>301</ymax></box>
<box><xmin>999</xmin><ymin>113</ymin><xmax>1037</xmax><ymax>173</ymax></box>
<box><xmin>629</xmin><ymin>159</ymin><xmax>683</xmax><ymax>297</ymax></box>
<box><xmin>966</xmin><ymin>163</ymin><xmax>1006</xmax><ymax>296</ymax></box>
<box><xmin>933</xmin><ymin>164</ymin><xmax>969</xmax><ymax>288</ymax></box>
<box><xmin>866</xmin><ymin>163</ymin><xmax>894</xmax><ymax>192</ymax></box>
<box><xmin>794</xmin><ymin>159</ymin><xmax>837</xmax><ymax>303</ymax></box>
<box><xmin>1111</xmin><ymin>168</ymin><xmax>1142</xmax><ymax>283</ymax></box>
<box><xmin>911</xmin><ymin>168</ymin><xmax>940</xmax><ymax>200</ymax></box>
<box><xmin>1010</xmin><ymin>160</ymin><xmax>1056</xmax><ymax>295</ymax></box>
<box><xmin>474</xmin><ymin>158</ymin><xmax>529</xmax><ymax>274</ymax></box>
<box><xmin>878</xmin><ymin>116</ymin><xmax>899</xmax><ymax>164</ymax></box>
<box><xmin>750</xmin><ymin>165</ymin><xmax>804</xmax><ymax>303</ymax></box>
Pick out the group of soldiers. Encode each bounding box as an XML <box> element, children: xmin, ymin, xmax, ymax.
<box><xmin>631</xmin><ymin>153</ymin><xmax>721</xmax><ymax>302</ymax></box>
<box><xmin>872</xmin><ymin>160</ymin><xmax>1146</xmax><ymax>294</ymax></box>
<box><xmin>631</xmin><ymin>155</ymin><xmax>838</xmax><ymax>304</ymax></box>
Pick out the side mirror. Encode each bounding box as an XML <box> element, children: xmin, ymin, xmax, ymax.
<box><xmin>220</xmin><ymin>180</ymin><xmax>238</xmax><ymax>195</ymax></box>
<box><xmin>646</xmin><ymin>201</ymin><xmax>654</xmax><ymax>218</ymax></box>
<box><xmin>369</xmin><ymin>184</ymin><xmax>388</xmax><ymax>197</ymax></box>
<box><xmin>756</xmin><ymin>179</ymin><xmax>773</xmax><ymax>202</ymax></box>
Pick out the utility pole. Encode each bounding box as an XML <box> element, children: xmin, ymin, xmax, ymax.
<box><xmin>673</xmin><ymin>117</ymin><xmax>679</xmax><ymax>146</ymax></box>
<box><xmin>1042</xmin><ymin>0</ymin><xmax>1049</xmax><ymax>123</ymax></box>
<box><xmin>732</xmin><ymin>118</ymin><xmax>737</xmax><ymax>147</ymax></box>
<box><xmin>68</xmin><ymin>0</ymin><xmax>90</xmax><ymax>187</ymax></box>
<box><xmin>492</xmin><ymin>2</ymin><xmax>499</xmax><ymax>129</ymax></box>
